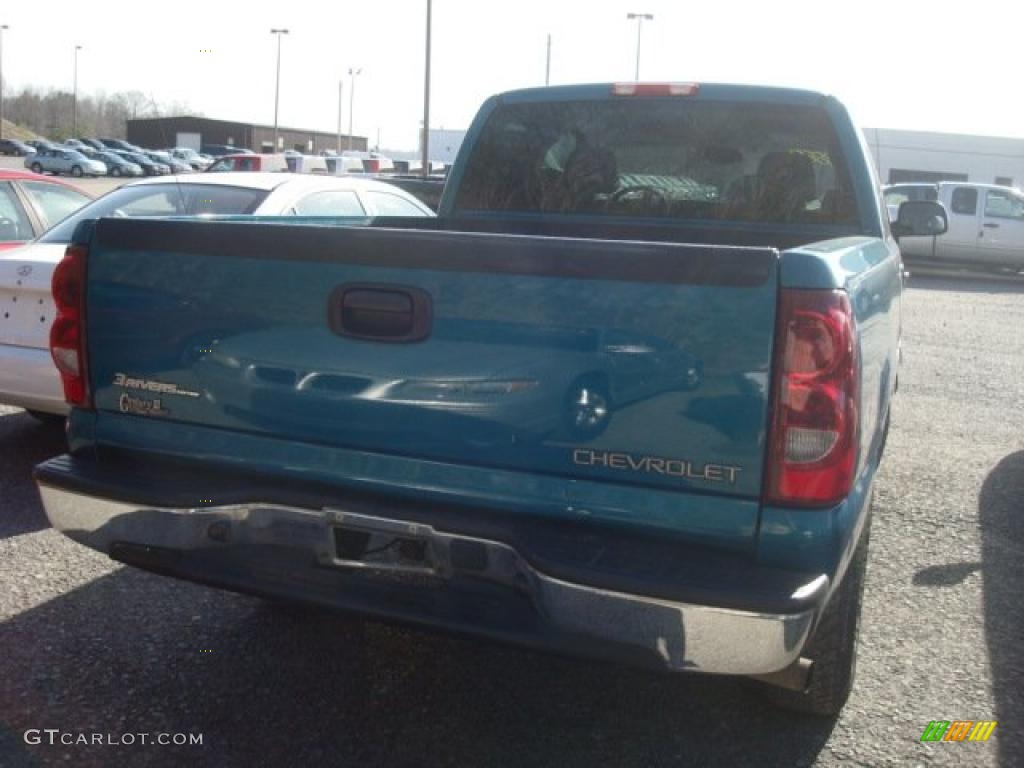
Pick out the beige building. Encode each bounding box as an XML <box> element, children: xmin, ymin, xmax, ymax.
<box><xmin>127</xmin><ymin>116</ymin><xmax>367</xmax><ymax>154</ymax></box>
<box><xmin>863</xmin><ymin>127</ymin><xmax>1024</xmax><ymax>188</ymax></box>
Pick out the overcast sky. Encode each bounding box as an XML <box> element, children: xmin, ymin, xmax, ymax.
<box><xmin>1</xmin><ymin>0</ymin><xmax>1020</xmax><ymax>150</ymax></box>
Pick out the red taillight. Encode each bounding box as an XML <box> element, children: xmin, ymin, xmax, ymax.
<box><xmin>766</xmin><ymin>289</ymin><xmax>859</xmax><ymax>506</ymax></box>
<box><xmin>50</xmin><ymin>244</ymin><xmax>91</xmax><ymax>408</ymax></box>
<box><xmin>611</xmin><ymin>82</ymin><xmax>699</xmax><ymax>97</ymax></box>
<box><xmin>363</xmin><ymin>158</ymin><xmax>381</xmax><ymax>173</ymax></box>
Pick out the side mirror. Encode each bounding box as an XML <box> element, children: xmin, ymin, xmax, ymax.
<box><xmin>892</xmin><ymin>200</ymin><xmax>948</xmax><ymax>239</ymax></box>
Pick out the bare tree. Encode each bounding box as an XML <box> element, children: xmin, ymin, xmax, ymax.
<box><xmin>3</xmin><ymin>85</ymin><xmax>193</xmax><ymax>139</ymax></box>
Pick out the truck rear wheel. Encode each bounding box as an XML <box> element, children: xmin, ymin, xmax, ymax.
<box><xmin>758</xmin><ymin>514</ymin><xmax>871</xmax><ymax>716</ymax></box>
<box><xmin>26</xmin><ymin>410</ymin><xmax>65</xmax><ymax>425</ymax></box>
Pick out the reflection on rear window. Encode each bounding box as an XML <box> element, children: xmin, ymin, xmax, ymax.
<box><xmin>41</xmin><ymin>184</ymin><xmax>267</xmax><ymax>243</ymax></box>
<box><xmin>455</xmin><ymin>99</ymin><xmax>859</xmax><ymax>225</ymax></box>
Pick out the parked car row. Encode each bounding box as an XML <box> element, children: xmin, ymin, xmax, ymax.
<box><xmin>9</xmin><ymin>135</ymin><xmax>451</xmax><ymax>181</ymax></box>
<box><xmin>87</xmin><ymin>137</ymin><xmax>211</xmax><ymax>169</ymax></box>
<box><xmin>206</xmin><ymin>152</ymin><xmax>389</xmax><ymax>175</ymax></box>
<box><xmin>9</xmin><ymin>135</ymin><xmax>217</xmax><ymax>178</ymax></box>
<box><xmin>10</xmin><ymin>134</ymin><xmax>446</xmax><ymax>211</ymax></box>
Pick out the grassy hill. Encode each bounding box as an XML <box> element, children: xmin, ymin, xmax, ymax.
<box><xmin>0</xmin><ymin>119</ymin><xmax>42</xmax><ymax>142</ymax></box>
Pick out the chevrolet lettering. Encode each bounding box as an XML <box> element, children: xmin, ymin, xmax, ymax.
<box><xmin>573</xmin><ymin>449</ymin><xmax>741</xmax><ymax>484</ymax></box>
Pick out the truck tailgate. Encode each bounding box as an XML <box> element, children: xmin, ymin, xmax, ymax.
<box><xmin>84</xmin><ymin>218</ymin><xmax>778</xmax><ymax>535</ymax></box>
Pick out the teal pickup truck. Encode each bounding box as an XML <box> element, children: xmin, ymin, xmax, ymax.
<box><xmin>34</xmin><ymin>82</ymin><xmax>946</xmax><ymax>715</ymax></box>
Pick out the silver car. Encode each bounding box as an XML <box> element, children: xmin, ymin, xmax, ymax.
<box><xmin>146</xmin><ymin>150</ymin><xmax>192</xmax><ymax>174</ymax></box>
<box><xmin>168</xmin><ymin>147</ymin><xmax>212</xmax><ymax>170</ymax></box>
<box><xmin>25</xmin><ymin>148</ymin><xmax>107</xmax><ymax>178</ymax></box>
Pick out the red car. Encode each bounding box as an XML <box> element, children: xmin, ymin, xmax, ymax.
<box><xmin>0</xmin><ymin>170</ymin><xmax>93</xmax><ymax>251</ymax></box>
<box><xmin>205</xmin><ymin>153</ymin><xmax>290</xmax><ymax>173</ymax></box>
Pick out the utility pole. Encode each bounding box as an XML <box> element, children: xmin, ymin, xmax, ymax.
<box><xmin>73</xmin><ymin>45</ymin><xmax>82</xmax><ymax>135</ymax></box>
<box><xmin>348</xmin><ymin>67</ymin><xmax>362</xmax><ymax>152</ymax></box>
<box><xmin>545</xmin><ymin>33</ymin><xmax>551</xmax><ymax>86</ymax></box>
<box><xmin>421</xmin><ymin>0</ymin><xmax>432</xmax><ymax>177</ymax></box>
<box><xmin>336</xmin><ymin>80</ymin><xmax>343</xmax><ymax>156</ymax></box>
<box><xmin>0</xmin><ymin>25</ymin><xmax>8</xmax><ymax>140</ymax></box>
<box><xmin>270</xmin><ymin>28</ymin><xmax>289</xmax><ymax>153</ymax></box>
<box><xmin>626</xmin><ymin>12</ymin><xmax>653</xmax><ymax>81</ymax></box>
<box><xmin>72</xmin><ymin>45</ymin><xmax>83</xmax><ymax>134</ymax></box>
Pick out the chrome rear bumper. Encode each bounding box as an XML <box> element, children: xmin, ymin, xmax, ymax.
<box><xmin>38</xmin><ymin>482</ymin><xmax>822</xmax><ymax>676</ymax></box>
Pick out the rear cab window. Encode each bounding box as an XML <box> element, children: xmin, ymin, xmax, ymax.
<box><xmin>454</xmin><ymin>97</ymin><xmax>860</xmax><ymax>227</ymax></box>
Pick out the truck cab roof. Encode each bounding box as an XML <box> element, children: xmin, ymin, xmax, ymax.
<box><xmin>494</xmin><ymin>81</ymin><xmax>837</xmax><ymax>106</ymax></box>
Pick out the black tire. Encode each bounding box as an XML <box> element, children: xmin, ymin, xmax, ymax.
<box><xmin>71</xmin><ymin>165</ymin><xmax>83</xmax><ymax>178</ymax></box>
<box><xmin>31</xmin><ymin>162</ymin><xmax>43</xmax><ymax>174</ymax></box>
<box><xmin>111</xmin><ymin>166</ymin><xmax>122</xmax><ymax>177</ymax></box>
<box><xmin>26</xmin><ymin>410</ymin><xmax>66</xmax><ymax>425</ymax></box>
<box><xmin>563</xmin><ymin>375</ymin><xmax>613</xmax><ymax>439</ymax></box>
<box><xmin>759</xmin><ymin>514</ymin><xmax>871</xmax><ymax>716</ymax></box>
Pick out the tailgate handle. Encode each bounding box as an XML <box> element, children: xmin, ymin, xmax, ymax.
<box><xmin>329</xmin><ymin>283</ymin><xmax>432</xmax><ymax>343</ymax></box>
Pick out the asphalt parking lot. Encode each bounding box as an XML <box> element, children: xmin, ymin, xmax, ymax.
<box><xmin>0</xmin><ymin>271</ymin><xmax>1021</xmax><ymax>768</ymax></box>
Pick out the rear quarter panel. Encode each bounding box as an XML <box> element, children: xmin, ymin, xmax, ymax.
<box><xmin>760</xmin><ymin>236</ymin><xmax>901</xmax><ymax>585</ymax></box>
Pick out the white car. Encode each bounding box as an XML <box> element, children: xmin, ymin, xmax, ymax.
<box><xmin>0</xmin><ymin>173</ymin><xmax>434</xmax><ymax>419</ymax></box>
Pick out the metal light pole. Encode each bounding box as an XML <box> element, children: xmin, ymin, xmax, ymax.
<box><xmin>73</xmin><ymin>45</ymin><xmax>82</xmax><ymax>135</ymax></box>
<box><xmin>0</xmin><ymin>25</ymin><xmax>8</xmax><ymax>140</ymax></box>
<box><xmin>336</xmin><ymin>80</ymin><xmax>343</xmax><ymax>156</ymax></box>
<box><xmin>270</xmin><ymin>28</ymin><xmax>289</xmax><ymax>153</ymax></box>
<box><xmin>545</xmin><ymin>33</ymin><xmax>551</xmax><ymax>86</ymax></box>
<box><xmin>347</xmin><ymin>67</ymin><xmax>361</xmax><ymax>152</ymax></box>
<box><xmin>421</xmin><ymin>0</ymin><xmax>431</xmax><ymax>177</ymax></box>
<box><xmin>626</xmin><ymin>12</ymin><xmax>653</xmax><ymax>81</ymax></box>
